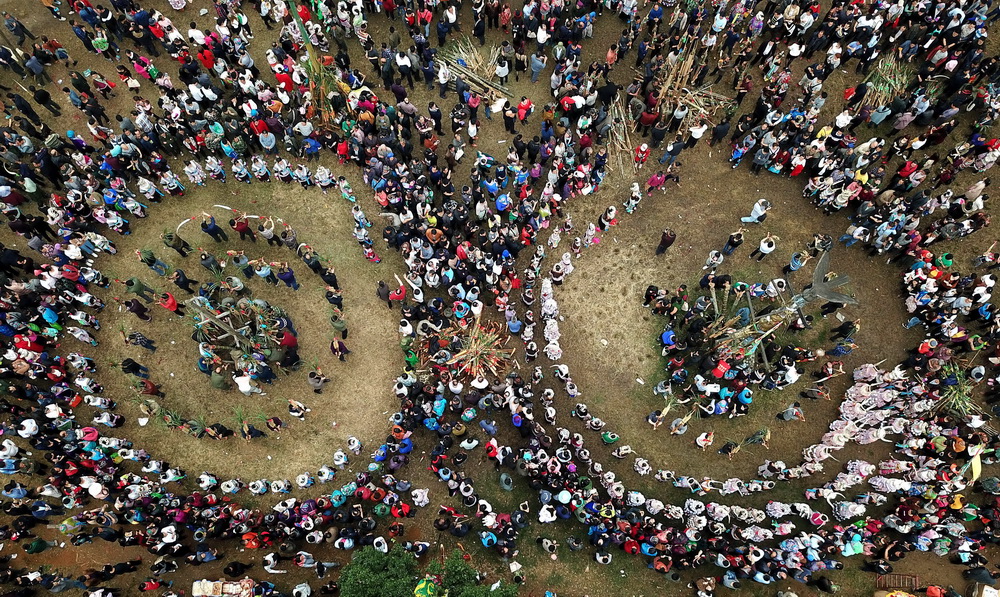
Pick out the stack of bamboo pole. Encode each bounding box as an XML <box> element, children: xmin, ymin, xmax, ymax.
<box><xmin>651</xmin><ymin>37</ymin><xmax>734</xmax><ymax>128</ymax></box>
<box><xmin>606</xmin><ymin>97</ymin><xmax>634</xmax><ymax>176</ymax></box>
<box><xmin>445</xmin><ymin>319</ymin><xmax>513</xmax><ymax>379</ymax></box>
<box><xmin>864</xmin><ymin>57</ymin><xmax>914</xmax><ymax>107</ymax></box>
<box><xmin>439</xmin><ymin>36</ymin><xmax>496</xmax><ymax>76</ymax></box>
<box><xmin>416</xmin><ymin>317</ymin><xmax>514</xmax><ymax>379</ymax></box>
<box><xmin>438</xmin><ymin>36</ymin><xmax>512</xmax><ymax>97</ymax></box>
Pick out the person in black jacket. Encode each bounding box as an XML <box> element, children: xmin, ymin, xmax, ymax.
<box><xmin>28</xmin><ymin>86</ymin><xmax>60</xmax><ymax>116</ymax></box>
<box><xmin>119</xmin><ymin>358</ymin><xmax>149</xmax><ymax>379</ymax></box>
<box><xmin>710</xmin><ymin>119</ymin><xmax>731</xmax><ymax>146</ymax></box>
<box><xmin>5</xmin><ymin>93</ymin><xmax>40</xmax><ymax>125</ymax></box>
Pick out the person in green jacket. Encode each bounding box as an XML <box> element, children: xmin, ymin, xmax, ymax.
<box><xmin>330</xmin><ymin>313</ymin><xmax>348</xmax><ymax>339</ymax></box>
<box><xmin>122</xmin><ymin>277</ymin><xmax>155</xmax><ymax>302</ymax></box>
<box><xmin>24</xmin><ymin>537</ymin><xmax>56</xmax><ymax>554</ymax></box>
<box><xmin>210</xmin><ymin>366</ymin><xmax>231</xmax><ymax>390</ymax></box>
<box><xmin>161</xmin><ymin>230</ymin><xmax>193</xmax><ymax>257</ymax></box>
<box><xmin>135</xmin><ymin>249</ymin><xmax>169</xmax><ymax>276</ymax></box>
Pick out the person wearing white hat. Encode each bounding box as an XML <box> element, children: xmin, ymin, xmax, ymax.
<box><xmin>634</xmin><ymin>143</ymin><xmax>650</xmax><ymax>168</ymax></box>
<box><xmin>317</xmin><ymin>466</ymin><xmax>336</xmax><ymax>483</ymax></box>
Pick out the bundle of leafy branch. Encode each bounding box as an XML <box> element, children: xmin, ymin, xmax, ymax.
<box><xmin>934</xmin><ymin>362</ymin><xmax>976</xmax><ymax>417</ymax></box>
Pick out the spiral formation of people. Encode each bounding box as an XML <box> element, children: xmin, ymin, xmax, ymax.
<box><xmin>2</xmin><ymin>0</ymin><xmax>1000</xmax><ymax>596</ymax></box>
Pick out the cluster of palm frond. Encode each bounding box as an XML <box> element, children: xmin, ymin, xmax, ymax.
<box><xmin>444</xmin><ymin>320</ymin><xmax>514</xmax><ymax>379</ymax></box>
<box><xmin>935</xmin><ymin>363</ymin><xmax>976</xmax><ymax>417</ymax></box>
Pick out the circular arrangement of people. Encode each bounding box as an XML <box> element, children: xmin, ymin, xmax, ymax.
<box><xmin>5</xmin><ymin>0</ymin><xmax>1000</xmax><ymax>596</ymax></box>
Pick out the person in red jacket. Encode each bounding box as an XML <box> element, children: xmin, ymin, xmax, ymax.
<box><xmin>229</xmin><ymin>213</ymin><xmax>256</xmax><ymax>242</ymax></box>
<box><xmin>138</xmin><ymin>579</ymin><xmax>171</xmax><ymax>591</ymax></box>
<box><xmin>391</xmin><ymin>502</ymin><xmax>411</xmax><ymax>517</ymax></box>
<box><xmin>14</xmin><ymin>334</ymin><xmax>44</xmax><ymax>354</ymax></box>
<box><xmin>156</xmin><ymin>292</ymin><xmax>185</xmax><ymax>316</ymax></box>
<box><xmin>638</xmin><ymin>108</ymin><xmax>658</xmax><ymax>135</ymax></box>
<box><xmin>249</xmin><ymin>118</ymin><xmax>268</xmax><ymax>135</ymax></box>
<box><xmin>516</xmin><ymin>96</ymin><xmax>534</xmax><ymax>122</ymax></box>
<box><xmin>274</xmin><ymin>67</ymin><xmax>293</xmax><ymax>92</ymax></box>
<box><xmin>278</xmin><ymin>331</ymin><xmax>298</xmax><ymax>350</ymax></box>
<box><xmin>634</xmin><ymin>143</ymin><xmax>650</xmax><ymax>168</ymax></box>
<box><xmin>388</xmin><ymin>275</ymin><xmax>407</xmax><ymax>306</ymax></box>
<box><xmin>197</xmin><ymin>47</ymin><xmax>215</xmax><ymax>70</ymax></box>
<box><xmin>336</xmin><ymin>138</ymin><xmax>349</xmax><ymax>163</ymax></box>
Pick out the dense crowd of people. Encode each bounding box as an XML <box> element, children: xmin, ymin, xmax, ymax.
<box><xmin>0</xmin><ymin>0</ymin><xmax>999</xmax><ymax>594</ymax></box>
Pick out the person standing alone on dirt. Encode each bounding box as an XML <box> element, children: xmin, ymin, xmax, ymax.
<box><xmin>656</xmin><ymin>228</ymin><xmax>676</xmax><ymax>255</ymax></box>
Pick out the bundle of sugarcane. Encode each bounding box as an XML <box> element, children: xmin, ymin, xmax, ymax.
<box><xmin>135</xmin><ymin>398</ymin><xmax>162</xmax><ymax>417</ymax></box>
<box><xmin>159</xmin><ymin>409</ymin><xmax>185</xmax><ymax>429</ymax></box>
<box><xmin>865</xmin><ymin>57</ymin><xmax>914</xmax><ymax>107</ymax></box>
<box><xmin>740</xmin><ymin>427</ymin><xmax>771</xmax><ymax>450</ymax></box>
<box><xmin>652</xmin><ymin>398</ymin><xmax>691</xmax><ymax>430</ymax></box>
<box><xmin>924</xmin><ymin>77</ymin><xmax>945</xmax><ymax>99</ymax></box>
<box><xmin>181</xmin><ymin>417</ymin><xmax>207</xmax><ymax>437</ymax></box>
<box><xmin>651</xmin><ymin>395</ymin><xmax>675</xmax><ymax>429</ymax></box>
<box><xmin>444</xmin><ymin>319</ymin><xmax>514</xmax><ymax>379</ymax></box>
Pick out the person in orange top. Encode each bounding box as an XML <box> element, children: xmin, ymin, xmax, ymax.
<box><xmin>241</xmin><ymin>532</ymin><xmax>262</xmax><ymax>549</ymax></box>
<box><xmin>606</xmin><ymin>45</ymin><xmax>618</xmax><ymax>66</ymax></box>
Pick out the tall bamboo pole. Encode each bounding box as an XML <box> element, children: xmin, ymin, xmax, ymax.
<box><xmin>286</xmin><ymin>0</ymin><xmax>320</xmax><ymax>73</ymax></box>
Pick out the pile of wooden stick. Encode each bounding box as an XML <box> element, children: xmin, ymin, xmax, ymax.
<box><xmin>446</xmin><ymin>319</ymin><xmax>513</xmax><ymax>379</ymax></box>
<box><xmin>651</xmin><ymin>37</ymin><xmax>734</xmax><ymax>128</ymax></box>
<box><xmin>438</xmin><ymin>36</ymin><xmax>511</xmax><ymax>97</ymax></box>
<box><xmin>439</xmin><ymin>36</ymin><xmax>495</xmax><ymax>76</ymax></box>
<box><xmin>606</xmin><ymin>97</ymin><xmax>634</xmax><ymax>176</ymax></box>
<box><xmin>864</xmin><ymin>57</ymin><xmax>914</xmax><ymax>107</ymax></box>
